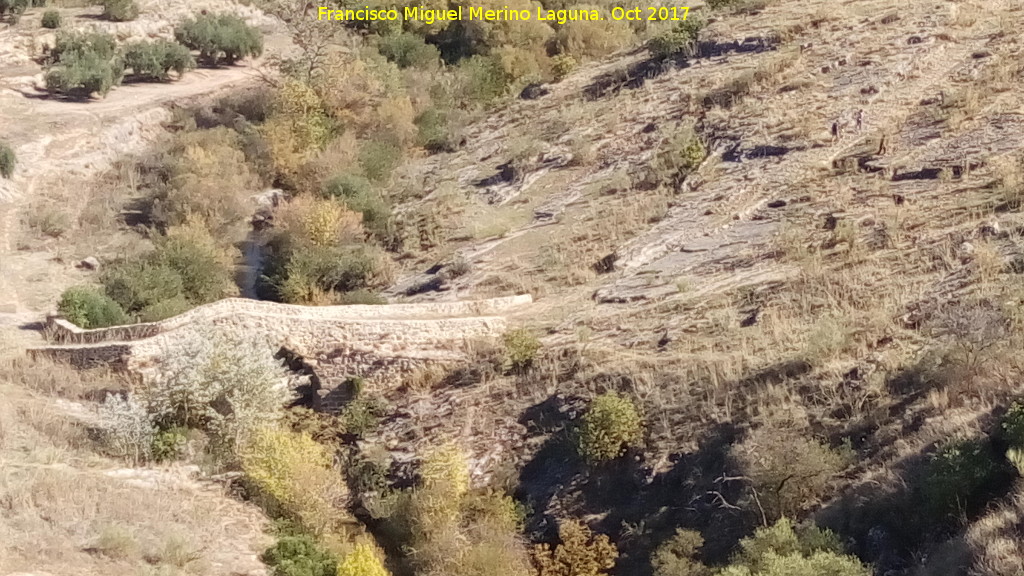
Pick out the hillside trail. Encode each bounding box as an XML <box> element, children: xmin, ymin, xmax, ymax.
<box><xmin>0</xmin><ymin>57</ymin><xmax>264</xmax><ymax>350</ymax></box>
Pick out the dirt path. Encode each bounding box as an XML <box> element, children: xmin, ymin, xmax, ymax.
<box><xmin>0</xmin><ymin>16</ymin><xmax>278</xmax><ymax>339</ymax></box>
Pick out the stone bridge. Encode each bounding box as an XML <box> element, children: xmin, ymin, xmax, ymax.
<box><xmin>30</xmin><ymin>295</ymin><xmax>533</xmax><ymax>400</ymax></box>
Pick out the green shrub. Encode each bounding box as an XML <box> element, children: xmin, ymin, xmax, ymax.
<box><xmin>502</xmin><ymin>328</ymin><xmax>540</xmax><ymax>372</ymax></box>
<box><xmin>647</xmin><ymin>17</ymin><xmax>705</xmax><ymax>59</ymax></box>
<box><xmin>341</xmin><ymin>396</ymin><xmax>385</xmax><ymax>438</ymax></box>
<box><xmin>272</xmin><ymin>244</ymin><xmax>382</xmax><ymax>304</ymax></box>
<box><xmin>336</xmin><ymin>289</ymin><xmax>387</xmax><ymax>305</ymax></box>
<box><xmin>124</xmin><ymin>40</ymin><xmax>195</xmax><ymax>81</ymax></box>
<box><xmin>323</xmin><ymin>173</ymin><xmax>391</xmax><ymax>239</ymax></box>
<box><xmin>653</xmin><ymin>126</ymin><xmax>706</xmax><ymax>188</ymax></box>
<box><xmin>261</xmin><ymin>534</ymin><xmax>338</xmax><ymax>576</ymax></box>
<box><xmin>720</xmin><ymin>518</ymin><xmax>869</xmax><ymax>576</ymax></box>
<box><xmin>102</xmin><ymin>0</ymin><xmax>139</xmax><ymax>21</ymax></box>
<box><xmin>532</xmin><ymin>520</ymin><xmax>618</xmax><ymax>576</ymax></box>
<box><xmin>137</xmin><ymin>294</ymin><xmax>191</xmax><ymax>323</ymax></box>
<box><xmin>49</xmin><ymin>31</ymin><xmax>118</xmax><ymax>64</ymax></box>
<box><xmin>575</xmin><ymin>393</ymin><xmax>644</xmax><ymax>465</ymax></box>
<box><xmin>99</xmin><ymin>227</ymin><xmax>235</xmax><ymax>321</ymax></box>
<box><xmin>58</xmin><ymin>285</ymin><xmax>131</xmax><ymax>328</ymax></box>
<box><xmin>100</xmin><ymin>259</ymin><xmax>185</xmax><ymax>317</ymax></box>
<box><xmin>45</xmin><ymin>49</ymin><xmax>124</xmax><ymax>99</ymax></box>
<box><xmin>414</xmin><ymin>108</ymin><xmax>461</xmax><ymax>153</ymax></box>
<box><xmin>358</xmin><ymin>139</ymin><xmax>403</xmax><ymax>183</ymax></box>
<box><xmin>151</xmin><ymin>426</ymin><xmax>189</xmax><ymax>463</ymax></box>
<box><xmin>150</xmin><ymin>226</ymin><xmax>236</xmax><ymax>305</ymax></box>
<box><xmin>41</xmin><ymin>9</ymin><xmax>61</xmax><ymax>29</ymax></box>
<box><xmin>728</xmin><ymin>427</ymin><xmax>844</xmax><ymax>520</ymax></box>
<box><xmin>652</xmin><ymin>529</ymin><xmax>709</xmax><ymax>576</ymax></box>
<box><xmin>0</xmin><ymin>141</ymin><xmax>14</xmax><ymax>179</ymax></box>
<box><xmin>924</xmin><ymin>438</ymin><xmax>1003</xmax><ymax>519</ymax></box>
<box><xmin>376</xmin><ymin>32</ymin><xmax>440</xmax><ymax>69</ymax></box>
<box><xmin>457</xmin><ymin>54</ymin><xmax>509</xmax><ymax>105</ymax></box>
<box><xmin>174</xmin><ymin>13</ymin><xmax>263</xmax><ymax>66</ymax></box>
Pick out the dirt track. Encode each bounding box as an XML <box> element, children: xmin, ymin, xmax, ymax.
<box><xmin>0</xmin><ymin>6</ymin><xmax>281</xmax><ymax>338</ymax></box>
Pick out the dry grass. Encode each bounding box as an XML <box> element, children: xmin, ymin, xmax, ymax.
<box><xmin>0</xmin><ymin>359</ymin><xmax>271</xmax><ymax>576</ymax></box>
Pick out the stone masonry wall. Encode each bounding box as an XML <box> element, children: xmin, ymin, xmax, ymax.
<box><xmin>32</xmin><ymin>295</ymin><xmax>532</xmax><ymax>389</ymax></box>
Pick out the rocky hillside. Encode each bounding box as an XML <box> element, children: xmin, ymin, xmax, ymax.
<box><xmin>4</xmin><ymin>0</ymin><xmax>1024</xmax><ymax>575</ymax></box>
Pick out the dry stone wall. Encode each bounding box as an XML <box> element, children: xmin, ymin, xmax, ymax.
<box><xmin>33</xmin><ymin>295</ymin><xmax>533</xmax><ymax>388</ymax></box>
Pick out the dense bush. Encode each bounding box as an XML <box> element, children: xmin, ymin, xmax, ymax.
<box><xmin>340</xmin><ymin>396</ymin><xmax>386</xmax><ymax>439</ymax></box>
<box><xmin>323</xmin><ymin>173</ymin><xmax>391</xmax><ymax>240</ymax></box>
<box><xmin>647</xmin><ymin>17</ymin><xmax>705</xmax><ymax>59</ymax></box>
<box><xmin>150</xmin><ymin>426</ymin><xmax>189</xmax><ymax>463</ymax></box>
<box><xmin>575</xmin><ymin>393</ymin><xmax>644</xmax><ymax>464</ymax></box>
<box><xmin>728</xmin><ymin>427</ymin><xmax>844</xmax><ymax>520</ymax></box>
<box><xmin>174</xmin><ymin>13</ymin><xmax>264</xmax><ymax>66</ymax></box>
<box><xmin>651</xmin><ymin>529</ymin><xmax>709</xmax><ymax>576</ymax></box>
<box><xmin>388</xmin><ymin>445</ymin><xmax>532</xmax><ymax>576</ymax></box>
<box><xmin>145</xmin><ymin>127</ymin><xmax>258</xmax><ymax>236</ymax></box>
<box><xmin>45</xmin><ymin>32</ymin><xmax>123</xmax><ymax>98</ymax></box>
<box><xmin>49</xmin><ymin>31</ymin><xmax>118</xmax><ymax>64</ymax></box>
<box><xmin>46</xmin><ymin>49</ymin><xmax>125</xmax><ymax>98</ymax></box>
<box><xmin>270</xmin><ymin>243</ymin><xmax>384</xmax><ymax>304</ymax></box>
<box><xmin>532</xmin><ymin>520</ymin><xmax>618</xmax><ymax>576</ymax></box>
<box><xmin>456</xmin><ymin>54</ymin><xmax>510</xmax><ymax>104</ymax></box>
<box><xmin>100</xmin><ymin>257</ymin><xmax>184</xmax><ymax>319</ymax></box>
<box><xmin>143</xmin><ymin>329</ymin><xmax>291</xmax><ymax>453</ymax></box>
<box><xmin>502</xmin><ymin>328</ymin><xmax>540</xmax><ymax>372</ymax></box>
<box><xmin>58</xmin><ymin>285</ymin><xmax>130</xmax><ymax>329</ymax></box>
<box><xmin>262</xmin><ymin>534</ymin><xmax>338</xmax><ymax>576</ymax></box>
<box><xmin>358</xmin><ymin>139</ymin><xmax>403</xmax><ymax>183</ymax></box>
<box><xmin>100</xmin><ymin>224</ymin><xmax>236</xmax><ymax>320</ymax></box>
<box><xmin>102</xmin><ymin>0</ymin><xmax>139</xmax><ymax>21</ymax></box>
<box><xmin>124</xmin><ymin>40</ymin><xmax>195</xmax><ymax>81</ymax></box>
<box><xmin>414</xmin><ymin>108</ymin><xmax>461</xmax><ymax>153</ymax></box>
<box><xmin>924</xmin><ymin>437</ymin><xmax>1004</xmax><ymax>519</ymax></box>
<box><xmin>240</xmin><ymin>427</ymin><xmax>348</xmax><ymax>535</ymax></box>
<box><xmin>653</xmin><ymin>126</ymin><xmax>706</xmax><ymax>188</ymax></box>
<box><xmin>41</xmin><ymin>9</ymin><xmax>61</xmax><ymax>29</ymax></box>
<box><xmin>719</xmin><ymin>518</ymin><xmax>869</xmax><ymax>576</ymax></box>
<box><xmin>263</xmin><ymin>196</ymin><xmax>391</xmax><ymax>304</ymax></box>
<box><xmin>0</xmin><ymin>141</ymin><xmax>16</xmax><ymax>179</ymax></box>
<box><xmin>151</xmin><ymin>223</ymin><xmax>237</xmax><ymax>304</ymax></box>
<box><xmin>376</xmin><ymin>32</ymin><xmax>440</xmax><ymax>69</ymax></box>
<box><xmin>98</xmin><ymin>393</ymin><xmax>155</xmax><ymax>465</ymax></box>
<box><xmin>336</xmin><ymin>543</ymin><xmax>392</xmax><ymax>576</ymax></box>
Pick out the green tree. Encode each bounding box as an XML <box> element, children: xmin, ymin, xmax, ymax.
<box><xmin>575</xmin><ymin>393</ymin><xmax>644</xmax><ymax>464</ymax></box>
<box><xmin>175</xmin><ymin>13</ymin><xmax>264</xmax><ymax>66</ymax></box>
<box><xmin>123</xmin><ymin>40</ymin><xmax>195</xmax><ymax>81</ymax></box>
